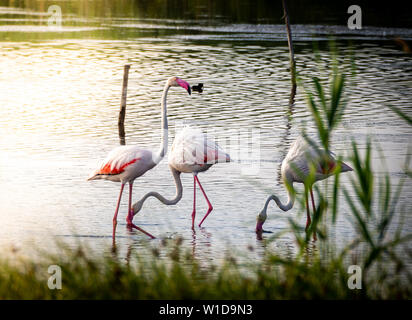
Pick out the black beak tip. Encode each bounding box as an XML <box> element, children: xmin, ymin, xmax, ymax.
<box><xmin>188</xmin><ymin>87</ymin><xmax>191</xmax><ymax>95</ymax></box>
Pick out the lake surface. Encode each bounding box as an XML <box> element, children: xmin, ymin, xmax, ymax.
<box><xmin>0</xmin><ymin>3</ymin><xmax>411</xmax><ymax>267</ymax></box>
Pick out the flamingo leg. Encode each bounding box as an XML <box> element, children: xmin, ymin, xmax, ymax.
<box><xmin>310</xmin><ymin>188</ymin><xmax>317</xmax><ymax>241</ymax></box>
<box><xmin>128</xmin><ymin>223</ymin><xmax>156</xmax><ymax>239</ymax></box>
<box><xmin>310</xmin><ymin>188</ymin><xmax>316</xmax><ymax>216</ymax></box>
<box><xmin>305</xmin><ymin>189</ymin><xmax>311</xmax><ymax>231</ymax></box>
<box><xmin>126</xmin><ymin>182</ymin><xmax>134</xmax><ymax>225</ymax></box>
<box><xmin>113</xmin><ymin>183</ymin><xmax>125</xmax><ymax>240</ymax></box>
<box><xmin>196</xmin><ymin>175</ymin><xmax>213</xmax><ymax>227</ymax></box>
<box><xmin>126</xmin><ymin>182</ymin><xmax>156</xmax><ymax>239</ymax></box>
<box><xmin>191</xmin><ymin>175</ymin><xmax>197</xmax><ymax>229</ymax></box>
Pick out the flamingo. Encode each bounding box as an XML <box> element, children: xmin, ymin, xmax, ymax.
<box><xmin>87</xmin><ymin>77</ymin><xmax>192</xmax><ymax>240</ymax></box>
<box><xmin>132</xmin><ymin>126</ymin><xmax>230</xmax><ymax>229</ymax></box>
<box><xmin>255</xmin><ymin>136</ymin><xmax>352</xmax><ymax>234</ymax></box>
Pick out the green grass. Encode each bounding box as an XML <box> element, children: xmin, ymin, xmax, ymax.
<box><xmin>0</xmin><ymin>237</ymin><xmax>409</xmax><ymax>299</ymax></box>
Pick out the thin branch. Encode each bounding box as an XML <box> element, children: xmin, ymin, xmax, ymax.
<box><xmin>118</xmin><ymin>64</ymin><xmax>131</xmax><ymax>145</ymax></box>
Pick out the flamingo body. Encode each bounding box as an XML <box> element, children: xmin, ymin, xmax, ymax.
<box><xmin>281</xmin><ymin>136</ymin><xmax>346</xmax><ymax>184</ymax></box>
<box><xmin>170</xmin><ymin>126</ymin><xmax>230</xmax><ymax>227</ymax></box>
<box><xmin>132</xmin><ymin>126</ymin><xmax>230</xmax><ymax>228</ymax></box>
<box><xmin>169</xmin><ymin>126</ymin><xmax>230</xmax><ymax>174</ymax></box>
<box><xmin>256</xmin><ymin>136</ymin><xmax>352</xmax><ymax>235</ymax></box>
<box><xmin>88</xmin><ymin>146</ymin><xmax>155</xmax><ymax>183</ymax></box>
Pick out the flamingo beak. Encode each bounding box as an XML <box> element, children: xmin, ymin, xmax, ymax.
<box><xmin>176</xmin><ymin>78</ymin><xmax>191</xmax><ymax>95</ymax></box>
<box><xmin>256</xmin><ymin>211</ymin><xmax>266</xmax><ymax>233</ymax></box>
<box><xmin>255</xmin><ymin>221</ymin><xmax>264</xmax><ymax>233</ymax></box>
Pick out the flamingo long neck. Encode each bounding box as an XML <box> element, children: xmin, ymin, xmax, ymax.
<box><xmin>154</xmin><ymin>83</ymin><xmax>170</xmax><ymax>163</ymax></box>
<box><xmin>132</xmin><ymin>166</ymin><xmax>182</xmax><ymax>216</ymax></box>
<box><xmin>263</xmin><ymin>179</ymin><xmax>295</xmax><ymax>215</ymax></box>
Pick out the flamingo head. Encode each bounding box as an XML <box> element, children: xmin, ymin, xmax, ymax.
<box><xmin>168</xmin><ymin>77</ymin><xmax>191</xmax><ymax>95</ymax></box>
<box><xmin>255</xmin><ymin>210</ymin><xmax>267</xmax><ymax>233</ymax></box>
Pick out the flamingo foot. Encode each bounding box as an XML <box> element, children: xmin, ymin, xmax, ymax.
<box><xmin>126</xmin><ymin>209</ymin><xmax>155</xmax><ymax>239</ymax></box>
<box><xmin>126</xmin><ymin>209</ymin><xmax>134</xmax><ymax>225</ymax></box>
<box><xmin>127</xmin><ymin>222</ymin><xmax>156</xmax><ymax>239</ymax></box>
<box><xmin>198</xmin><ymin>206</ymin><xmax>213</xmax><ymax>228</ymax></box>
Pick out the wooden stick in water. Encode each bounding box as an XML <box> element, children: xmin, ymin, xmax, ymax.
<box><xmin>282</xmin><ymin>0</ymin><xmax>296</xmax><ymax>101</ymax></box>
<box><xmin>118</xmin><ymin>64</ymin><xmax>131</xmax><ymax>145</ymax></box>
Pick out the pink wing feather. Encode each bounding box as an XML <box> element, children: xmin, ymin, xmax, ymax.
<box><xmin>88</xmin><ymin>145</ymin><xmax>144</xmax><ymax>180</ymax></box>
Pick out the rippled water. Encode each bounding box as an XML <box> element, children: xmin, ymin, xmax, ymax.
<box><xmin>0</xmin><ymin>5</ymin><xmax>411</xmax><ymax>266</ymax></box>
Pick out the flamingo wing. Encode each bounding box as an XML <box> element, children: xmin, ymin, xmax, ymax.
<box><xmin>286</xmin><ymin>136</ymin><xmax>338</xmax><ymax>179</ymax></box>
<box><xmin>169</xmin><ymin>126</ymin><xmax>229</xmax><ymax>167</ymax></box>
<box><xmin>316</xmin><ymin>154</ymin><xmax>337</xmax><ymax>175</ymax></box>
<box><xmin>95</xmin><ymin>157</ymin><xmax>140</xmax><ymax>176</ymax></box>
<box><xmin>88</xmin><ymin>145</ymin><xmax>145</xmax><ymax>181</ymax></box>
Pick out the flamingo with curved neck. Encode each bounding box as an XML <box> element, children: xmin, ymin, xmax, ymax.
<box><xmin>88</xmin><ymin>76</ymin><xmax>191</xmax><ymax>241</ymax></box>
<box><xmin>256</xmin><ymin>136</ymin><xmax>352</xmax><ymax>235</ymax></box>
<box><xmin>132</xmin><ymin>126</ymin><xmax>230</xmax><ymax>229</ymax></box>
<box><xmin>132</xmin><ymin>166</ymin><xmax>183</xmax><ymax>214</ymax></box>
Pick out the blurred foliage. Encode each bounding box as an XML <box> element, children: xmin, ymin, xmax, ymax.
<box><xmin>0</xmin><ymin>237</ymin><xmax>410</xmax><ymax>299</ymax></box>
<box><xmin>290</xmin><ymin>46</ymin><xmax>412</xmax><ymax>298</ymax></box>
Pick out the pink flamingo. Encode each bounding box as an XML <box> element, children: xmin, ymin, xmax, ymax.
<box><xmin>256</xmin><ymin>136</ymin><xmax>352</xmax><ymax>234</ymax></box>
<box><xmin>132</xmin><ymin>126</ymin><xmax>230</xmax><ymax>229</ymax></box>
<box><xmin>88</xmin><ymin>77</ymin><xmax>192</xmax><ymax>240</ymax></box>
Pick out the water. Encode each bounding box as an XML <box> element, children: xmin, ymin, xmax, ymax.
<box><xmin>0</xmin><ymin>3</ymin><xmax>411</xmax><ymax>267</ymax></box>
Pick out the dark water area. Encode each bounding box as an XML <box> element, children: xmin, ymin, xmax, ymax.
<box><xmin>1</xmin><ymin>0</ymin><xmax>411</xmax><ymax>27</ymax></box>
